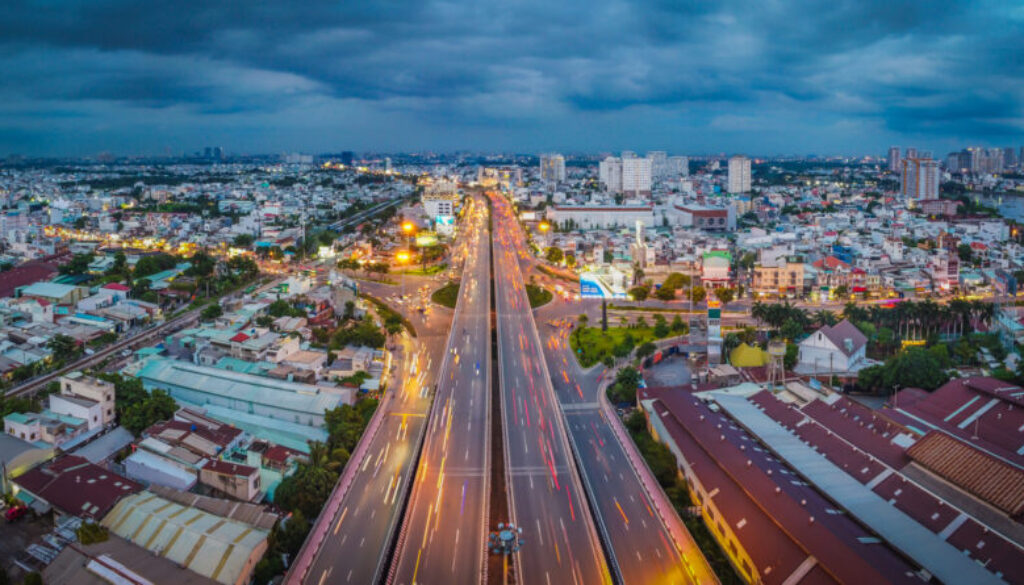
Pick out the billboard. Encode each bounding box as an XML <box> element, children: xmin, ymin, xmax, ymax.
<box><xmin>435</xmin><ymin>215</ymin><xmax>455</xmax><ymax>236</ymax></box>
<box><xmin>415</xmin><ymin>232</ymin><xmax>439</xmax><ymax>247</ymax></box>
<box><xmin>580</xmin><ymin>275</ymin><xmax>607</xmax><ymax>298</ymax></box>
<box><xmin>580</xmin><ymin>272</ymin><xmax>627</xmax><ymax>299</ymax></box>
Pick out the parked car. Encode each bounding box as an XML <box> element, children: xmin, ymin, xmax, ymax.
<box><xmin>5</xmin><ymin>504</ymin><xmax>28</xmax><ymax>522</ymax></box>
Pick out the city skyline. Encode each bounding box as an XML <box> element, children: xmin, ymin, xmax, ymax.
<box><xmin>1</xmin><ymin>0</ymin><xmax>1021</xmax><ymax>157</ymax></box>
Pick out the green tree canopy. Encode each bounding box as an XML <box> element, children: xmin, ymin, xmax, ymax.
<box><xmin>654</xmin><ymin>286</ymin><xmax>676</xmax><ymax>301</ymax></box>
<box><xmin>690</xmin><ymin>286</ymin><xmax>707</xmax><ymax>303</ymax></box>
<box><xmin>134</xmin><ymin>253</ymin><xmax>179</xmax><ymax>278</ymax></box>
<box><xmin>59</xmin><ymin>253</ymin><xmax>94</xmax><ymax>275</ymax></box>
<box><xmin>200</xmin><ymin>304</ymin><xmax>224</xmax><ymax>321</ymax></box>
<box><xmin>628</xmin><ymin>285</ymin><xmax>650</xmax><ymax>301</ymax></box>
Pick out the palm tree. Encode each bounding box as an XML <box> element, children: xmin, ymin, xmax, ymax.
<box><xmin>949</xmin><ymin>298</ymin><xmax>970</xmax><ymax>338</ymax></box>
<box><xmin>813</xmin><ymin>310</ymin><xmax>837</xmax><ymax>328</ymax></box>
<box><xmin>307</xmin><ymin>441</ymin><xmax>340</xmax><ymax>473</ymax></box>
<box><xmin>973</xmin><ymin>300</ymin><xmax>996</xmax><ymax>328</ymax></box>
<box><xmin>904</xmin><ymin>301</ymin><xmax>920</xmax><ymax>340</ymax></box>
<box><xmin>842</xmin><ymin>301</ymin><xmax>867</xmax><ymax>323</ymax></box>
<box><xmin>633</xmin><ymin>264</ymin><xmax>645</xmax><ymax>286</ymax></box>
<box><xmin>751</xmin><ymin>301</ymin><xmax>767</xmax><ymax>326</ymax></box>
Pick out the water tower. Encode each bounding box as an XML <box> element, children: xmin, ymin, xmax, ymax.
<box><xmin>767</xmin><ymin>341</ymin><xmax>787</xmax><ymax>390</ymax></box>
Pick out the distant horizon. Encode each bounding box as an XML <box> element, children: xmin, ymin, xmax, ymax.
<box><xmin>1</xmin><ymin>1</ymin><xmax>1020</xmax><ymax>157</ymax></box>
<box><xmin>4</xmin><ymin>145</ymin><xmax>1021</xmax><ymax>162</ymax></box>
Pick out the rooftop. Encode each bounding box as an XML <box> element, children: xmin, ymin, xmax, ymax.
<box><xmin>102</xmin><ymin>491</ymin><xmax>269</xmax><ymax>585</ymax></box>
<box><xmin>19</xmin><ymin>281</ymin><xmax>80</xmax><ymax>299</ymax></box>
<box><xmin>43</xmin><ymin>536</ymin><xmax>220</xmax><ymax>585</ymax></box>
<box><xmin>135</xmin><ymin>358</ymin><xmax>343</xmax><ymax>417</ymax></box>
<box><xmin>14</xmin><ymin>455</ymin><xmax>142</xmax><ymax>519</ymax></box>
<box><xmin>907</xmin><ymin>431</ymin><xmax>1024</xmax><ymax>517</ymax></box>
<box><xmin>713</xmin><ymin>392</ymin><xmax>1003</xmax><ymax>585</ymax></box>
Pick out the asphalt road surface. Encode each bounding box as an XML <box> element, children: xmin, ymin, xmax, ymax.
<box><xmin>296</xmin><ymin>254</ymin><xmax>459</xmax><ymax>585</ymax></box>
<box><xmin>390</xmin><ymin>197</ymin><xmax>492</xmax><ymax>585</ymax></box>
<box><xmin>491</xmin><ymin>192</ymin><xmax>611</xmax><ymax>585</ymax></box>
<box><xmin>537</xmin><ymin>296</ymin><xmax>717</xmax><ymax>585</ymax></box>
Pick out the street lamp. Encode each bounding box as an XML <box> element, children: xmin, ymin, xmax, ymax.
<box><xmin>538</xmin><ymin>221</ymin><xmax>550</xmax><ymax>234</ymax></box>
<box><xmin>396</xmin><ymin>250</ymin><xmax>411</xmax><ymax>298</ymax></box>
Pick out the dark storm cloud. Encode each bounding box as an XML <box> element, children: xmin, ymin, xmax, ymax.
<box><xmin>0</xmin><ymin>0</ymin><xmax>1020</xmax><ymax>155</ymax></box>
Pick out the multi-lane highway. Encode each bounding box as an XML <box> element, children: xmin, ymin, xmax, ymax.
<box><xmin>539</xmin><ymin>309</ymin><xmax>717</xmax><ymax>585</ymax></box>
<box><xmin>292</xmin><ymin>327</ymin><xmax>438</xmax><ymax>585</ymax></box>
<box><xmin>291</xmin><ymin>238</ymin><xmax>465</xmax><ymax>585</ymax></box>
<box><xmin>491</xmin><ymin>192</ymin><xmax>611</xmax><ymax>585</ymax></box>
<box><xmin>496</xmin><ymin>190</ymin><xmax>717</xmax><ymax>584</ymax></box>
<box><xmin>389</xmin><ymin>197</ymin><xmax>492</xmax><ymax>584</ymax></box>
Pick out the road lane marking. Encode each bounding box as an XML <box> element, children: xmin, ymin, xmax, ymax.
<box><xmin>332</xmin><ymin>506</ymin><xmax>349</xmax><ymax>535</ymax></box>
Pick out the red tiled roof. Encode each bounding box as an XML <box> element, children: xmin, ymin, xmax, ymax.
<box><xmin>895</xmin><ymin>377</ymin><xmax>1024</xmax><ymax>466</ymax></box>
<box><xmin>229</xmin><ymin>332</ymin><xmax>250</xmax><ymax>343</ymax></box>
<box><xmin>144</xmin><ymin>419</ymin><xmax>242</xmax><ymax>451</ymax></box>
<box><xmin>754</xmin><ymin>393</ymin><xmax>1024</xmax><ymax>579</ymax></box>
<box><xmin>812</xmin><ymin>256</ymin><xmax>850</xmax><ymax>271</ymax></box>
<box><xmin>14</xmin><ymin>456</ymin><xmax>142</xmax><ymax>519</ymax></box>
<box><xmin>907</xmin><ymin>431</ymin><xmax>1024</xmax><ymax>517</ymax></box>
<box><xmin>263</xmin><ymin>445</ymin><xmax>303</xmax><ymax>464</ymax></box>
<box><xmin>0</xmin><ymin>262</ymin><xmax>57</xmax><ymax>298</ymax></box>
<box><xmin>101</xmin><ymin>283</ymin><xmax>131</xmax><ymax>292</ymax></box>
<box><xmin>202</xmin><ymin>459</ymin><xmax>258</xmax><ymax>477</ymax></box>
<box><xmin>643</xmin><ymin>388</ymin><xmax>922</xmax><ymax>585</ymax></box>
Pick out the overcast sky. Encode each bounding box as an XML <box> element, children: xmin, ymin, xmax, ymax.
<box><xmin>1</xmin><ymin>0</ymin><xmax>1021</xmax><ymax>157</ymax></box>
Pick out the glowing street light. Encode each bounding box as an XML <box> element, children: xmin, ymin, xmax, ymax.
<box><xmin>396</xmin><ymin>250</ymin><xmax>411</xmax><ymax>264</ymax></box>
<box><xmin>402</xmin><ymin>221</ymin><xmax>416</xmax><ymax>235</ymax></box>
<box><xmin>538</xmin><ymin>221</ymin><xmax>550</xmax><ymax>234</ymax></box>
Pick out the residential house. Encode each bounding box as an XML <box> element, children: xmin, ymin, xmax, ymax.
<box><xmin>796</xmin><ymin>319</ymin><xmax>868</xmax><ymax>375</ymax></box>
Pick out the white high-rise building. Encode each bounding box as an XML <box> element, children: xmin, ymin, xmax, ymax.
<box><xmin>727</xmin><ymin>156</ymin><xmax>752</xmax><ymax>194</ymax></box>
<box><xmin>887</xmin><ymin>146</ymin><xmax>901</xmax><ymax>173</ymax></box>
<box><xmin>539</xmin><ymin>153</ymin><xmax>566</xmax><ymax>184</ymax></box>
<box><xmin>622</xmin><ymin>157</ymin><xmax>652</xmax><ymax>196</ymax></box>
<box><xmin>667</xmin><ymin>156</ymin><xmax>689</xmax><ymax>177</ymax></box>
<box><xmin>905</xmin><ymin>147</ymin><xmax>918</xmax><ymax>161</ymax></box>
<box><xmin>599</xmin><ymin>156</ymin><xmax>623</xmax><ymax>193</ymax></box>
<box><xmin>900</xmin><ymin>158</ymin><xmax>940</xmax><ymax>202</ymax></box>
<box><xmin>621</xmin><ymin>150</ymin><xmax>637</xmax><ymax>159</ymax></box>
<box><xmin>647</xmin><ymin>151</ymin><xmax>668</xmax><ymax>179</ymax></box>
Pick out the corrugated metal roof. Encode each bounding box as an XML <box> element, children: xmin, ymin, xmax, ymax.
<box><xmin>20</xmin><ymin>281</ymin><xmax>80</xmax><ymax>298</ymax></box>
<box><xmin>907</xmin><ymin>431</ymin><xmax>1024</xmax><ymax>517</ymax></box>
<box><xmin>135</xmin><ymin>358</ymin><xmax>342</xmax><ymax>417</ymax></box>
<box><xmin>102</xmin><ymin>491</ymin><xmax>268</xmax><ymax>585</ymax></box>
<box><xmin>714</xmin><ymin>393</ymin><xmax>1005</xmax><ymax>585</ymax></box>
